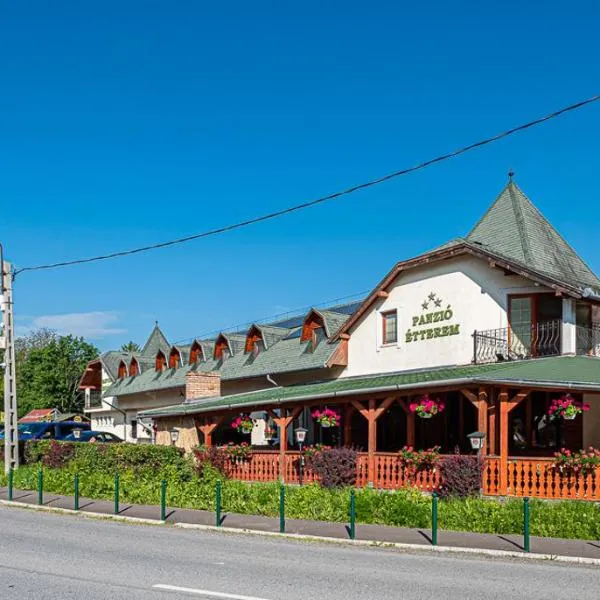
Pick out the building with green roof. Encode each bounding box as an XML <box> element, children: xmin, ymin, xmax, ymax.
<box><xmin>82</xmin><ymin>179</ymin><xmax>600</xmax><ymax>499</ymax></box>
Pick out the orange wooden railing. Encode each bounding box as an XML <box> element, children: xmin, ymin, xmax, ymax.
<box><xmin>224</xmin><ymin>451</ymin><xmax>599</xmax><ymax>500</ymax></box>
<box><xmin>226</xmin><ymin>450</ymin><xmax>280</xmax><ymax>482</ymax></box>
<box><xmin>506</xmin><ymin>457</ymin><xmax>600</xmax><ymax>500</ymax></box>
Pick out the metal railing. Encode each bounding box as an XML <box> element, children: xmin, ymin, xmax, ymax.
<box><xmin>576</xmin><ymin>324</ymin><xmax>600</xmax><ymax>357</ymax></box>
<box><xmin>473</xmin><ymin>320</ymin><xmax>561</xmax><ymax>364</ymax></box>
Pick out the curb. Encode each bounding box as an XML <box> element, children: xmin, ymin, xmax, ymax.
<box><xmin>2</xmin><ymin>498</ymin><xmax>599</xmax><ymax>567</ymax></box>
<box><xmin>0</xmin><ymin>499</ymin><xmax>164</xmax><ymax>526</ymax></box>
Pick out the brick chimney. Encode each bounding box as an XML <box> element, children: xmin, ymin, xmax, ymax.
<box><xmin>186</xmin><ymin>371</ymin><xmax>221</xmax><ymax>401</ymax></box>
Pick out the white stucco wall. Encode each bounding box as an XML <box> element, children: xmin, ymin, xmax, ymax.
<box><xmin>342</xmin><ymin>255</ymin><xmax>551</xmax><ymax>377</ymax></box>
<box><xmin>583</xmin><ymin>394</ymin><xmax>600</xmax><ymax>448</ymax></box>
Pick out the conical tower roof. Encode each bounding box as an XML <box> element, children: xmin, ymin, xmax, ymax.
<box><xmin>141</xmin><ymin>322</ymin><xmax>170</xmax><ymax>357</ymax></box>
<box><xmin>466</xmin><ymin>180</ymin><xmax>600</xmax><ymax>291</ymax></box>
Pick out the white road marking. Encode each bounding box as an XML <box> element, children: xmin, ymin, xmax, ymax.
<box><xmin>153</xmin><ymin>584</ymin><xmax>272</xmax><ymax>600</ymax></box>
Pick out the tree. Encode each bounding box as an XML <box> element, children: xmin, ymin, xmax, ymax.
<box><xmin>120</xmin><ymin>341</ymin><xmax>141</xmax><ymax>353</ymax></box>
<box><xmin>15</xmin><ymin>328</ymin><xmax>58</xmax><ymax>360</ymax></box>
<box><xmin>17</xmin><ymin>335</ymin><xmax>99</xmax><ymax>417</ymax></box>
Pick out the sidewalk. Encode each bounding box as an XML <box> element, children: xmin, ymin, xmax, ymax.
<box><xmin>2</xmin><ymin>486</ymin><xmax>599</xmax><ymax>561</ymax></box>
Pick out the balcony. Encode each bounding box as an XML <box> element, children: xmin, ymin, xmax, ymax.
<box><xmin>474</xmin><ymin>320</ymin><xmax>600</xmax><ymax>364</ymax></box>
<box><xmin>84</xmin><ymin>389</ymin><xmax>103</xmax><ymax>410</ymax></box>
<box><xmin>473</xmin><ymin>320</ymin><xmax>562</xmax><ymax>364</ymax></box>
<box><xmin>576</xmin><ymin>324</ymin><xmax>600</xmax><ymax>357</ymax></box>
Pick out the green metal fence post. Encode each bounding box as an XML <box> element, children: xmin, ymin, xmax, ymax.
<box><xmin>279</xmin><ymin>484</ymin><xmax>285</xmax><ymax>534</ymax></box>
<box><xmin>37</xmin><ymin>469</ymin><xmax>43</xmax><ymax>506</ymax></box>
<box><xmin>74</xmin><ymin>474</ymin><xmax>79</xmax><ymax>511</ymax></box>
<box><xmin>114</xmin><ymin>474</ymin><xmax>120</xmax><ymax>515</ymax></box>
<box><xmin>349</xmin><ymin>489</ymin><xmax>356</xmax><ymax>540</ymax></box>
<box><xmin>215</xmin><ymin>480</ymin><xmax>222</xmax><ymax>527</ymax></box>
<box><xmin>431</xmin><ymin>492</ymin><xmax>438</xmax><ymax>546</ymax></box>
<box><xmin>8</xmin><ymin>468</ymin><xmax>13</xmax><ymax>501</ymax></box>
<box><xmin>160</xmin><ymin>480</ymin><xmax>167</xmax><ymax>521</ymax></box>
<box><xmin>523</xmin><ymin>497</ymin><xmax>530</xmax><ymax>553</ymax></box>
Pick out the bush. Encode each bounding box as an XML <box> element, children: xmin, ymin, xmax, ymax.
<box><xmin>2</xmin><ymin>462</ymin><xmax>600</xmax><ymax>540</ymax></box>
<box><xmin>40</xmin><ymin>440</ymin><xmax>76</xmax><ymax>469</ymax></box>
<box><xmin>23</xmin><ymin>440</ymin><xmax>192</xmax><ymax>479</ymax></box>
<box><xmin>193</xmin><ymin>445</ymin><xmax>229</xmax><ymax>478</ymax></box>
<box><xmin>310</xmin><ymin>447</ymin><xmax>357</xmax><ymax>488</ymax></box>
<box><xmin>438</xmin><ymin>452</ymin><xmax>484</xmax><ymax>498</ymax></box>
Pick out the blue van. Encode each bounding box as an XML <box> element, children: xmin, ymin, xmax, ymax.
<box><xmin>0</xmin><ymin>421</ymin><xmax>90</xmax><ymax>441</ymax></box>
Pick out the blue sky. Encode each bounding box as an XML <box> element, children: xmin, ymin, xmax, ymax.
<box><xmin>2</xmin><ymin>1</ymin><xmax>600</xmax><ymax>350</ymax></box>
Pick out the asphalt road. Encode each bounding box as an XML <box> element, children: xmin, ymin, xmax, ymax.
<box><xmin>0</xmin><ymin>506</ymin><xmax>598</xmax><ymax>600</ymax></box>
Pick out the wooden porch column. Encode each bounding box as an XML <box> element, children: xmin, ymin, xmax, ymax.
<box><xmin>351</xmin><ymin>396</ymin><xmax>396</xmax><ymax>486</ymax></box>
<box><xmin>488</xmin><ymin>389</ymin><xmax>496</xmax><ymax>455</ymax></box>
<box><xmin>269</xmin><ymin>407</ymin><xmax>303</xmax><ymax>483</ymax></box>
<box><xmin>460</xmin><ymin>387</ymin><xmax>489</xmax><ymax>456</ymax></box>
<box><xmin>499</xmin><ymin>389</ymin><xmax>530</xmax><ymax>494</ymax></box>
<box><xmin>195</xmin><ymin>416</ymin><xmax>224</xmax><ymax>447</ymax></box>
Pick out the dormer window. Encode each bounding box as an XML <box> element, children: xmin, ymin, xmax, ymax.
<box><xmin>214</xmin><ymin>336</ymin><xmax>230</xmax><ymax>360</ymax></box>
<box><xmin>189</xmin><ymin>341</ymin><xmax>203</xmax><ymax>365</ymax></box>
<box><xmin>155</xmin><ymin>350</ymin><xmax>167</xmax><ymax>372</ymax></box>
<box><xmin>169</xmin><ymin>347</ymin><xmax>181</xmax><ymax>369</ymax></box>
<box><xmin>117</xmin><ymin>360</ymin><xmax>127</xmax><ymax>379</ymax></box>
<box><xmin>245</xmin><ymin>326</ymin><xmax>263</xmax><ymax>354</ymax></box>
<box><xmin>129</xmin><ymin>357</ymin><xmax>140</xmax><ymax>377</ymax></box>
<box><xmin>301</xmin><ymin>310</ymin><xmax>326</xmax><ymax>343</ymax></box>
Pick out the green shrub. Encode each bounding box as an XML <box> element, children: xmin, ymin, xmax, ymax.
<box><xmin>5</xmin><ymin>449</ymin><xmax>600</xmax><ymax>541</ymax></box>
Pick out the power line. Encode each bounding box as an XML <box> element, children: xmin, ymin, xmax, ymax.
<box><xmin>15</xmin><ymin>93</ymin><xmax>600</xmax><ymax>276</ymax></box>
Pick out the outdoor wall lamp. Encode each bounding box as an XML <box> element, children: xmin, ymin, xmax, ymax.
<box><xmin>170</xmin><ymin>429</ymin><xmax>180</xmax><ymax>444</ymax></box>
<box><xmin>467</xmin><ymin>431</ymin><xmax>486</xmax><ymax>452</ymax></box>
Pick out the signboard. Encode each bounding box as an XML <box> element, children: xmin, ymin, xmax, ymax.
<box><xmin>405</xmin><ymin>293</ymin><xmax>461</xmax><ymax>343</ymax></box>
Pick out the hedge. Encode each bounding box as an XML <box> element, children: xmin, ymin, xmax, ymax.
<box><xmin>2</xmin><ymin>441</ymin><xmax>599</xmax><ymax>540</ymax></box>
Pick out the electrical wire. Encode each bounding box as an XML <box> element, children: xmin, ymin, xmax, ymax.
<box><xmin>14</xmin><ymin>93</ymin><xmax>600</xmax><ymax>276</ymax></box>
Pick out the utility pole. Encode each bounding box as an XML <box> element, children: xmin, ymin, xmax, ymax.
<box><xmin>1</xmin><ymin>246</ymin><xmax>19</xmax><ymax>473</ymax></box>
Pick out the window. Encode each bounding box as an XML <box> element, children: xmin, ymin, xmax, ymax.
<box><xmin>117</xmin><ymin>361</ymin><xmax>127</xmax><ymax>379</ymax></box>
<box><xmin>169</xmin><ymin>347</ymin><xmax>181</xmax><ymax>369</ymax></box>
<box><xmin>130</xmin><ymin>419</ymin><xmax>137</xmax><ymax>439</ymax></box>
<box><xmin>214</xmin><ymin>336</ymin><xmax>230</xmax><ymax>360</ymax></box>
<box><xmin>301</xmin><ymin>310</ymin><xmax>325</xmax><ymax>342</ymax></box>
<box><xmin>382</xmin><ymin>310</ymin><xmax>398</xmax><ymax>344</ymax></box>
<box><xmin>155</xmin><ymin>351</ymin><xmax>167</xmax><ymax>372</ymax></box>
<box><xmin>189</xmin><ymin>341</ymin><xmax>203</xmax><ymax>365</ymax></box>
<box><xmin>509</xmin><ymin>297</ymin><xmax>532</xmax><ymax>354</ymax></box>
<box><xmin>129</xmin><ymin>358</ymin><xmax>139</xmax><ymax>377</ymax></box>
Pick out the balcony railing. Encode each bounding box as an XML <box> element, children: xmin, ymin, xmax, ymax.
<box><xmin>576</xmin><ymin>324</ymin><xmax>600</xmax><ymax>357</ymax></box>
<box><xmin>84</xmin><ymin>389</ymin><xmax>103</xmax><ymax>410</ymax></box>
<box><xmin>473</xmin><ymin>320</ymin><xmax>562</xmax><ymax>364</ymax></box>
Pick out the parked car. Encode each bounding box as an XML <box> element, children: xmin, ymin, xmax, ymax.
<box><xmin>0</xmin><ymin>421</ymin><xmax>91</xmax><ymax>441</ymax></box>
<box><xmin>63</xmin><ymin>430</ymin><xmax>123</xmax><ymax>443</ymax></box>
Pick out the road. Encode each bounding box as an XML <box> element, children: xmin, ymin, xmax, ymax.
<box><xmin>0</xmin><ymin>506</ymin><xmax>598</xmax><ymax>600</ymax></box>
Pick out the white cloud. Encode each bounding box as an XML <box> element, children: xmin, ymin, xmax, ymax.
<box><xmin>21</xmin><ymin>311</ymin><xmax>127</xmax><ymax>340</ymax></box>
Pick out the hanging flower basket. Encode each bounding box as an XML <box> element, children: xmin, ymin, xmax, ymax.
<box><xmin>409</xmin><ymin>395</ymin><xmax>445</xmax><ymax>419</ymax></box>
<box><xmin>312</xmin><ymin>408</ymin><xmax>341</xmax><ymax>428</ymax></box>
<box><xmin>547</xmin><ymin>394</ymin><xmax>590</xmax><ymax>421</ymax></box>
<box><xmin>231</xmin><ymin>415</ymin><xmax>254</xmax><ymax>434</ymax></box>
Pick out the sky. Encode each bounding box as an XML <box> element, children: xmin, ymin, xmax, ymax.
<box><xmin>2</xmin><ymin>1</ymin><xmax>600</xmax><ymax>351</ymax></box>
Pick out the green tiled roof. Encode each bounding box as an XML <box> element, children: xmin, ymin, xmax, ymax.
<box><xmin>104</xmin><ymin>332</ymin><xmax>343</xmax><ymax>398</ymax></box>
<box><xmin>101</xmin><ymin>350</ymin><xmax>129</xmax><ymax>381</ymax></box>
<box><xmin>467</xmin><ymin>181</ymin><xmax>600</xmax><ymax>292</ymax></box>
<box><xmin>141</xmin><ymin>324</ymin><xmax>170</xmax><ymax>358</ymax></box>
<box><xmin>139</xmin><ymin>356</ymin><xmax>600</xmax><ymax>418</ymax></box>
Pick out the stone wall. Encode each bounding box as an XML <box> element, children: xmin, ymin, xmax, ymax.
<box><xmin>155</xmin><ymin>416</ymin><xmax>199</xmax><ymax>454</ymax></box>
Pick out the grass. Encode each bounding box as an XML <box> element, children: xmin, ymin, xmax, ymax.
<box><xmin>3</xmin><ymin>465</ymin><xmax>600</xmax><ymax>540</ymax></box>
